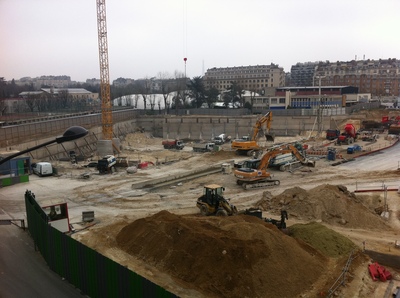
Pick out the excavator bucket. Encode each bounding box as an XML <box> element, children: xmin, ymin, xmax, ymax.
<box><xmin>265</xmin><ymin>133</ymin><xmax>275</xmax><ymax>142</ymax></box>
<box><xmin>305</xmin><ymin>160</ymin><xmax>316</xmax><ymax>167</ymax></box>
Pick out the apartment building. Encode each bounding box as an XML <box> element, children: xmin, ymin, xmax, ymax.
<box><xmin>314</xmin><ymin>58</ymin><xmax>400</xmax><ymax>97</ymax></box>
<box><xmin>250</xmin><ymin>86</ymin><xmax>367</xmax><ymax>110</ymax></box>
<box><xmin>203</xmin><ymin>64</ymin><xmax>285</xmax><ymax>94</ymax></box>
<box><xmin>14</xmin><ymin>76</ymin><xmax>73</xmax><ymax>89</ymax></box>
<box><xmin>289</xmin><ymin>62</ymin><xmax>319</xmax><ymax>86</ymax></box>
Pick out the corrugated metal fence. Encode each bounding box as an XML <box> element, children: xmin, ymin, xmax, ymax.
<box><xmin>24</xmin><ymin>190</ymin><xmax>177</xmax><ymax>298</ymax></box>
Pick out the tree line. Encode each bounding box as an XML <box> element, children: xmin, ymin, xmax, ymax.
<box><xmin>0</xmin><ymin>74</ymin><xmax>253</xmax><ymax>117</ymax></box>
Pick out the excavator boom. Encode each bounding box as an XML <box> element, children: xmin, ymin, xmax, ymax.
<box><xmin>251</xmin><ymin>111</ymin><xmax>274</xmax><ymax>142</ymax></box>
<box><xmin>234</xmin><ymin>143</ymin><xmax>315</xmax><ymax>189</ymax></box>
<box><xmin>231</xmin><ymin>112</ymin><xmax>274</xmax><ymax>156</ymax></box>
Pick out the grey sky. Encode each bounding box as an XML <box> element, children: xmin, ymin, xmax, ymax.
<box><xmin>1</xmin><ymin>0</ymin><xmax>400</xmax><ymax>82</ymax></box>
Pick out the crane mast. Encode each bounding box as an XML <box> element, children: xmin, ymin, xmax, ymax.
<box><xmin>96</xmin><ymin>0</ymin><xmax>113</xmax><ymax>140</ymax></box>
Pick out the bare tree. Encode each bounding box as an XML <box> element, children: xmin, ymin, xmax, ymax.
<box><xmin>0</xmin><ymin>99</ymin><xmax>7</xmax><ymax>116</ymax></box>
<box><xmin>166</xmin><ymin>97</ymin><xmax>171</xmax><ymax>113</ymax></box>
<box><xmin>12</xmin><ymin>100</ymin><xmax>27</xmax><ymax>113</ymax></box>
<box><xmin>25</xmin><ymin>92</ymin><xmax>43</xmax><ymax>113</ymax></box>
<box><xmin>138</xmin><ymin>77</ymin><xmax>152</xmax><ymax>110</ymax></box>
<box><xmin>157</xmin><ymin>71</ymin><xmax>173</xmax><ymax>114</ymax></box>
<box><xmin>116</xmin><ymin>96</ymin><xmax>123</xmax><ymax>106</ymax></box>
<box><xmin>0</xmin><ymin>77</ymin><xmax>6</xmax><ymax>99</ymax></box>
<box><xmin>157</xmin><ymin>97</ymin><xmax>162</xmax><ymax>112</ymax></box>
<box><xmin>58</xmin><ymin>89</ymin><xmax>71</xmax><ymax>110</ymax></box>
<box><xmin>133</xmin><ymin>94</ymin><xmax>139</xmax><ymax>108</ymax></box>
<box><xmin>173</xmin><ymin>71</ymin><xmax>186</xmax><ymax>113</ymax></box>
<box><xmin>123</xmin><ymin>95</ymin><xmax>131</xmax><ymax>107</ymax></box>
<box><xmin>149</xmin><ymin>94</ymin><xmax>156</xmax><ymax>111</ymax></box>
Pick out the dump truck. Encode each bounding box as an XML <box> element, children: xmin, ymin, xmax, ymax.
<box><xmin>192</xmin><ymin>142</ymin><xmax>215</xmax><ymax>152</ymax></box>
<box><xmin>162</xmin><ymin>139</ymin><xmax>185</xmax><ymax>150</ymax></box>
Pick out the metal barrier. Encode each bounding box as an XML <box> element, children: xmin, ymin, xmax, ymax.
<box><xmin>355</xmin><ymin>180</ymin><xmax>399</xmax><ymax>192</ymax></box>
<box><xmin>24</xmin><ymin>190</ymin><xmax>177</xmax><ymax>298</ymax></box>
<box><xmin>327</xmin><ymin>250</ymin><xmax>356</xmax><ymax>297</ymax></box>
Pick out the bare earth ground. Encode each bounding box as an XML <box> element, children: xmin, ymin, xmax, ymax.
<box><xmin>46</xmin><ymin>133</ymin><xmax>399</xmax><ymax>297</ymax></box>
<box><xmin>20</xmin><ymin>109</ymin><xmax>400</xmax><ymax>297</ymax></box>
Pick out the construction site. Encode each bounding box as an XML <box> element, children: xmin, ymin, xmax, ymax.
<box><xmin>1</xmin><ymin>1</ymin><xmax>400</xmax><ymax>297</ymax></box>
<box><xmin>1</xmin><ymin>107</ymin><xmax>400</xmax><ymax>297</ymax></box>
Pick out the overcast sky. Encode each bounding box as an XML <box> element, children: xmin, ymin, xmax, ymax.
<box><xmin>1</xmin><ymin>0</ymin><xmax>400</xmax><ymax>82</ymax></box>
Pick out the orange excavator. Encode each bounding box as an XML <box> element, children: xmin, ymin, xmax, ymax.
<box><xmin>231</xmin><ymin>112</ymin><xmax>274</xmax><ymax>156</ymax></box>
<box><xmin>234</xmin><ymin>144</ymin><xmax>315</xmax><ymax>190</ymax></box>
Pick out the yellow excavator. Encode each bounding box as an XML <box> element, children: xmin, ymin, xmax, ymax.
<box><xmin>231</xmin><ymin>111</ymin><xmax>274</xmax><ymax>156</ymax></box>
<box><xmin>234</xmin><ymin>144</ymin><xmax>315</xmax><ymax>190</ymax></box>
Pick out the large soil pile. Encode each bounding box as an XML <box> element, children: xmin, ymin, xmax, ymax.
<box><xmin>256</xmin><ymin>184</ymin><xmax>391</xmax><ymax>230</ymax></box>
<box><xmin>116</xmin><ymin>211</ymin><xmax>356</xmax><ymax>298</ymax></box>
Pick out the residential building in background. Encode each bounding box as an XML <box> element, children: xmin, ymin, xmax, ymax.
<box><xmin>13</xmin><ymin>76</ymin><xmax>75</xmax><ymax>89</ymax></box>
<box><xmin>39</xmin><ymin>88</ymin><xmax>98</xmax><ymax>101</ymax></box>
<box><xmin>5</xmin><ymin>57</ymin><xmax>400</xmax><ymax>103</ymax></box>
<box><xmin>289</xmin><ymin>62</ymin><xmax>319</xmax><ymax>86</ymax></box>
<box><xmin>249</xmin><ymin>85</ymin><xmax>370</xmax><ymax>111</ymax></box>
<box><xmin>314</xmin><ymin>58</ymin><xmax>400</xmax><ymax>97</ymax></box>
<box><xmin>86</xmin><ymin>78</ymin><xmax>101</xmax><ymax>85</ymax></box>
<box><xmin>112</xmin><ymin>77</ymin><xmax>134</xmax><ymax>86</ymax></box>
<box><xmin>203</xmin><ymin>64</ymin><xmax>285</xmax><ymax>94</ymax></box>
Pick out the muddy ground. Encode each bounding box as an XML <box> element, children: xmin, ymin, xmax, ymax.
<box><xmin>45</xmin><ymin>109</ymin><xmax>400</xmax><ymax>298</ymax></box>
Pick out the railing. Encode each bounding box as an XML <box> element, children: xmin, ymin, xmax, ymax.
<box><xmin>327</xmin><ymin>250</ymin><xmax>357</xmax><ymax>297</ymax></box>
<box><xmin>355</xmin><ymin>180</ymin><xmax>399</xmax><ymax>192</ymax></box>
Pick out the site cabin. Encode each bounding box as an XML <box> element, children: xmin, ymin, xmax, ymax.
<box><xmin>32</xmin><ymin>162</ymin><xmax>53</xmax><ymax>177</ymax></box>
<box><xmin>41</xmin><ymin>201</ymin><xmax>70</xmax><ymax>233</ymax></box>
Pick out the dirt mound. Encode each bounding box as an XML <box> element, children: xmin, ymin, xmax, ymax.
<box><xmin>124</xmin><ymin>132</ymin><xmax>161</xmax><ymax>147</ymax></box>
<box><xmin>116</xmin><ymin>211</ymin><xmax>329</xmax><ymax>298</ymax></box>
<box><xmin>256</xmin><ymin>184</ymin><xmax>390</xmax><ymax>230</ymax></box>
<box><xmin>289</xmin><ymin>222</ymin><xmax>356</xmax><ymax>258</ymax></box>
<box><xmin>203</xmin><ymin>149</ymin><xmax>236</xmax><ymax>161</ymax></box>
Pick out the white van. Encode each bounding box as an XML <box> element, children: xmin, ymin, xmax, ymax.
<box><xmin>32</xmin><ymin>162</ymin><xmax>53</xmax><ymax>177</ymax></box>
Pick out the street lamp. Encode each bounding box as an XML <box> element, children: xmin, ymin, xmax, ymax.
<box><xmin>0</xmin><ymin>126</ymin><xmax>88</xmax><ymax>166</ymax></box>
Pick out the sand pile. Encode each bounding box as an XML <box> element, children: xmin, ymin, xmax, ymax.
<box><xmin>116</xmin><ymin>211</ymin><xmax>335</xmax><ymax>298</ymax></box>
<box><xmin>124</xmin><ymin>132</ymin><xmax>161</xmax><ymax>147</ymax></box>
<box><xmin>256</xmin><ymin>184</ymin><xmax>390</xmax><ymax>230</ymax></box>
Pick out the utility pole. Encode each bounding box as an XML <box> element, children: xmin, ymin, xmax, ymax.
<box><xmin>316</xmin><ymin>75</ymin><xmax>325</xmax><ymax>135</ymax></box>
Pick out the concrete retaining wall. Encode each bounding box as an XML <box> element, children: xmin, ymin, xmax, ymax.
<box><xmin>162</xmin><ymin>115</ymin><xmax>331</xmax><ymax>141</ymax></box>
<box><xmin>1</xmin><ymin>113</ymin><xmax>335</xmax><ymax>161</ymax></box>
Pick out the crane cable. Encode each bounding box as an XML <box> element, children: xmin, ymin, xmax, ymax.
<box><xmin>183</xmin><ymin>0</ymin><xmax>188</xmax><ymax>77</ymax></box>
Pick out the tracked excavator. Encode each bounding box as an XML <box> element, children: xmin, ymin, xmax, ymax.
<box><xmin>231</xmin><ymin>112</ymin><xmax>274</xmax><ymax>156</ymax></box>
<box><xmin>234</xmin><ymin>144</ymin><xmax>315</xmax><ymax>190</ymax></box>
